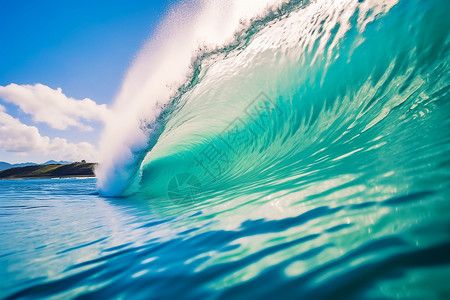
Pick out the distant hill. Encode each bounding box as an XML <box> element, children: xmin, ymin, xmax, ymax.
<box><xmin>43</xmin><ymin>160</ymin><xmax>72</xmax><ymax>165</ymax></box>
<box><xmin>0</xmin><ymin>162</ymin><xmax>96</xmax><ymax>179</ymax></box>
<box><xmin>0</xmin><ymin>162</ymin><xmax>11</xmax><ymax>171</ymax></box>
<box><xmin>0</xmin><ymin>162</ymin><xmax>37</xmax><ymax>171</ymax></box>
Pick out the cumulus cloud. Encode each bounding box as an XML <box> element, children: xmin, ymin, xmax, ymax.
<box><xmin>0</xmin><ymin>83</ymin><xmax>111</xmax><ymax>131</ymax></box>
<box><xmin>0</xmin><ymin>105</ymin><xmax>97</xmax><ymax>161</ymax></box>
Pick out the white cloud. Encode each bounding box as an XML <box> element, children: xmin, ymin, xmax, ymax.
<box><xmin>0</xmin><ymin>83</ymin><xmax>111</xmax><ymax>131</ymax></box>
<box><xmin>0</xmin><ymin>105</ymin><xmax>97</xmax><ymax>161</ymax></box>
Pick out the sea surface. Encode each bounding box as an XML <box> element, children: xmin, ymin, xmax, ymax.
<box><xmin>0</xmin><ymin>169</ymin><xmax>449</xmax><ymax>299</ymax></box>
<box><xmin>2</xmin><ymin>0</ymin><xmax>450</xmax><ymax>298</ymax></box>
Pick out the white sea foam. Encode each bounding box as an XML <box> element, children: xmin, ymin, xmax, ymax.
<box><xmin>96</xmin><ymin>0</ymin><xmax>287</xmax><ymax>195</ymax></box>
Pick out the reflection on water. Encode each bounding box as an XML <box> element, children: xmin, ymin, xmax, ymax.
<box><xmin>1</xmin><ymin>142</ymin><xmax>450</xmax><ymax>299</ymax></box>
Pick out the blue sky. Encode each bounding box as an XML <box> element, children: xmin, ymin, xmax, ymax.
<box><xmin>0</xmin><ymin>0</ymin><xmax>177</xmax><ymax>163</ymax></box>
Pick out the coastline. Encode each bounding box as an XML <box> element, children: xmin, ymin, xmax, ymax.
<box><xmin>0</xmin><ymin>163</ymin><xmax>97</xmax><ymax>180</ymax></box>
<box><xmin>0</xmin><ymin>175</ymin><xmax>96</xmax><ymax>180</ymax></box>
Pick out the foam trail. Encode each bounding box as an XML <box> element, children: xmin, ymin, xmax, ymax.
<box><xmin>96</xmin><ymin>0</ymin><xmax>285</xmax><ymax>195</ymax></box>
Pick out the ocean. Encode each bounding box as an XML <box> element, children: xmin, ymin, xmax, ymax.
<box><xmin>2</xmin><ymin>0</ymin><xmax>450</xmax><ymax>298</ymax></box>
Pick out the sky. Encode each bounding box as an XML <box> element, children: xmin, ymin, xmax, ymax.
<box><xmin>0</xmin><ymin>0</ymin><xmax>177</xmax><ymax>163</ymax></box>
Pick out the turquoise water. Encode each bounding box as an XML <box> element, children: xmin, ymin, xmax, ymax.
<box><xmin>1</xmin><ymin>175</ymin><xmax>449</xmax><ymax>299</ymax></box>
<box><xmin>2</xmin><ymin>0</ymin><xmax>450</xmax><ymax>298</ymax></box>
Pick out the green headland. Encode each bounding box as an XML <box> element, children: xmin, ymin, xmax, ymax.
<box><xmin>0</xmin><ymin>162</ymin><xmax>96</xmax><ymax>179</ymax></box>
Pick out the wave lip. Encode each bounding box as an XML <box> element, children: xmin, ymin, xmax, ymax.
<box><xmin>97</xmin><ymin>0</ymin><xmax>450</xmax><ymax>203</ymax></box>
<box><xmin>95</xmin><ymin>0</ymin><xmax>288</xmax><ymax>196</ymax></box>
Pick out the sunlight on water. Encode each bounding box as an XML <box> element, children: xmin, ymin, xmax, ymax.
<box><xmin>1</xmin><ymin>0</ymin><xmax>450</xmax><ymax>298</ymax></box>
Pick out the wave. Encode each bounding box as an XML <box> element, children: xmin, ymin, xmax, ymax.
<box><xmin>96</xmin><ymin>0</ymin><xmax>288</xmax><ymax>195</ymax></box>
<box><xmin>3</xmin><ymin>1</ymin><xmax>449</xmax><ymax>297</ymax></box>
<box><xmin>96</xmin><ymin>0</ymin><xmax>450</xmax><ymax>199</ymax></box>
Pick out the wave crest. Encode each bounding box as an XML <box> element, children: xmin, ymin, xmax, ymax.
<box><xmin>97</xmin><ymin>0</ymin><xmax>450</xmax><ymax>199</ymax></box>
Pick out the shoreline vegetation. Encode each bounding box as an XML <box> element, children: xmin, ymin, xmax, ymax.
<box><xmin>0</xmin><ymin>162</ymin><xmax>96</xmax><ymax>180</ymax></box>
